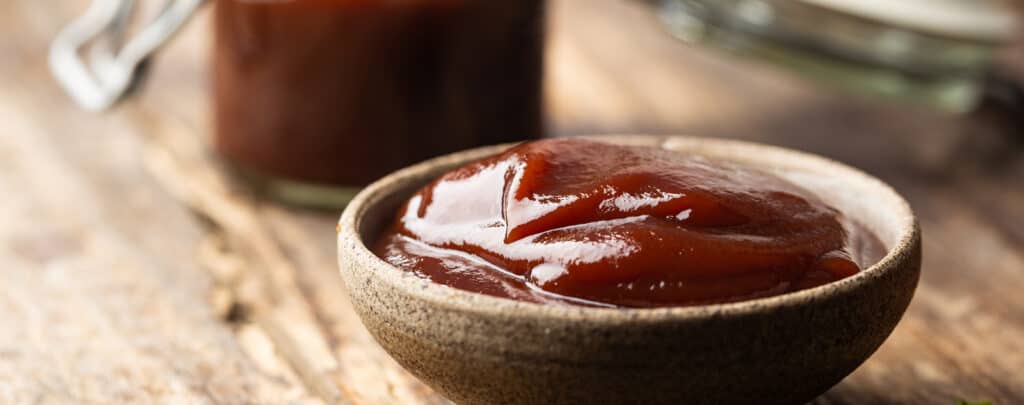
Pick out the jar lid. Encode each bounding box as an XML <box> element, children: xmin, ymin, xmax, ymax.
<box><xmin>798</xmin><ymin>0</ymin><xmax>1017</xmax><ymax>42</ymax></box>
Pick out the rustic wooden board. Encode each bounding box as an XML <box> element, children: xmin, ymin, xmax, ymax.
<box><xmin>2</xmin><ymin>0</ymin><xmax>1022</xmax><ymax>404</ymax></box>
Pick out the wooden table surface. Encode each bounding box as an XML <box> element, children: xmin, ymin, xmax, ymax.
<box><xmin>3</xmin><ymin>0</ymin><xmax>1022</xmax><ymax>404</ymax></box>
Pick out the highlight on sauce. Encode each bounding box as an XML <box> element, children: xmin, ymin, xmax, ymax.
<box><xmin>373</xmin><ymin>138</ymin><xmax>886</xmax><ymax>308</ymax></box>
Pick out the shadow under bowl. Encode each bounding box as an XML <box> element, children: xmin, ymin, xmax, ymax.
<box><xmin>337</xmin><ymin>135</ymin><xmax>921</xmax><ymax>405</ymax></box>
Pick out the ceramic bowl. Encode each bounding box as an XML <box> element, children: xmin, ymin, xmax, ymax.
<box><xmin>337</xmin><ymin>135</ymin><xmax>920</xmax><ymax>405</ymax></box>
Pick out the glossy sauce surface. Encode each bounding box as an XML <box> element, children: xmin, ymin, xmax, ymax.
<box><xmin>373</xmin><ymin>139</ymin><xmax>886</xmax><ymax>307</ymax></box>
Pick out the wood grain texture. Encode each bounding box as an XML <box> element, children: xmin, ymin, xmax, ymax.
<box><xmin>1</xmin><ymin>2</ymin><xmax>319</xmax><ymax>403</ymax></box>
<box><xmin>2</xmin><ymin>0</ymin><xmax>1022</xmax><ymax>404</ymax></box>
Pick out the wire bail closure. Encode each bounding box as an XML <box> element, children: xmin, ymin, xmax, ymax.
<box><xmin>49</xmin><ymin>0</ymin><xmax>205</xmax><ymax>111</ymax></box>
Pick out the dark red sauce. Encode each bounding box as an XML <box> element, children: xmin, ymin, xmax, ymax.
<box><xmin>373</xmin><ymin>139</ymin><xmax>886</xmax><ymax>307</ymax></box>
<box><xmin>213</xmin><ymin>0</ymin><xmax>544</xmax><ymax>186</ymax></box>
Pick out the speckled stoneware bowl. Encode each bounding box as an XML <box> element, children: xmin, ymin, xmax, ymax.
<box><xmin>337</xmin><ymin>135</ymin><xmax>921</xmax><ymax>405</ymax></box>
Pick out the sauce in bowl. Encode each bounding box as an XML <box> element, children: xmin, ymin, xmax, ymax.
<box><xmin>373</xmin><ymin>138</ymin><xmax>885</xmax><ymax>307</ymax></box>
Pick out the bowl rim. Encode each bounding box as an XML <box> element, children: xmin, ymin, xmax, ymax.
<box><xmin>337</xmin><ymin>135</ymin><xmax>919</xmax><ymax>323</ymax></box>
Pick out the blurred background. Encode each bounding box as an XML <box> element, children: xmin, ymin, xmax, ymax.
<box><xmin>2</xmin><ymin>0</ymin><xmax>1023</xmax><ymax>403</ymax></box>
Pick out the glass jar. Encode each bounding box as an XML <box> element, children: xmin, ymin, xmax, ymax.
<box><xmin>656</xmin><ymin>0</ymin><xmax>1017</xmax><ymax>113</ymax></box>
<box><xmin>50</xmin><ymin>0</ymin><xmax>546</xmax><ymax>208</ymax></box>
<box><xmin>213</xmin><ymin>0</ymin><xmax>546</xmax><ymax>206</ymax></box>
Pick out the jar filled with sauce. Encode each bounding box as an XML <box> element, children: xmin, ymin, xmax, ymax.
<box><xmin>214</xmin><ymin>0</ymin><xmax>546</xmax><ymax>206</ymax></box>
<box><xmin>49</xmin><ymin>0</ymin><xmax>545</xmax><ymax>208</ymax></box>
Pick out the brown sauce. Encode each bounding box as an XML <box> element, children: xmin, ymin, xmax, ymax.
<box><xmin>373</xmin><ymin>139</ymin><xmax>887</xmax><ymax>308</ymax></box>
<box><xmin>213</xmin><ymin>0</ymin><xmax>544</xmax><ymax>186</ymax></box>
